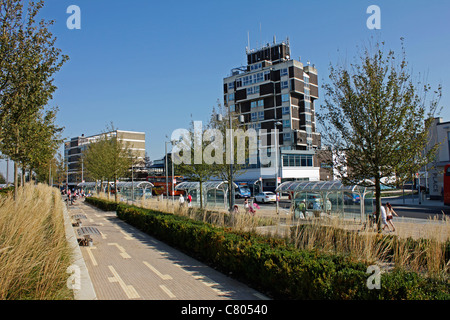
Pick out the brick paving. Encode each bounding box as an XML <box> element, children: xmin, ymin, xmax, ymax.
<box><xmin>68</xmin><ymin>200</ymin><xmax>269</xmax><ymax>300</ymax></box>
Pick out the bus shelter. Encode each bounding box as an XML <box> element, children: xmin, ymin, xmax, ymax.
<box><xmin>275</xmin><ymin>180</ymin><xmax>375</xmax><ymax>221</ymax></box>
<box><xmin>115</xmin><ymin>181</ymin><xmax>154</xmax><ymax>200</ymax></box>
<box><xmin>175</xmin><ymin>181</ymin><xmax>238</xmax><ymax>208</ymax></box>
<box><xmin>77</xmin><ymin>181</ymin><xmax>153</xmax><ymax>200</ymax></box>
<box><xmin>77</xmin><ymin>182</ymin><xmax>98</xmax><ymax>195</ymax></box>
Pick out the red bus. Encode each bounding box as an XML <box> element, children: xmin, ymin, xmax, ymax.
<box><xmin>147</xmin><ymin>176</ymin><xmax>184</xmax><ymax>196</ymax></box>
<box><xmin>444</xmin><ymin>164</ymin><xmax>450</xmax><ymax>206</ymax></box>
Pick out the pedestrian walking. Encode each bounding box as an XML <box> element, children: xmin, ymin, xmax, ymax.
<box><xmin>380</xmin><ymin>203</ymin><xmax>389</xmax><ymax>231</ymax></box>
<box><xmin>187</xmin><ymin>193</ymin><xmax>192</xmax><ymax>207</ymax></box>
<box><xmin>243</xmin><ymin>198</ymin><xmax>249</xmax><ymax>214</ymax></box>
<box><xmin>179</xmin><ymin>194</ymin><xmax>185</xmax><ymax>207</ymax></box>
<box><xmin>385</xmin><ymin>202</ymin><xmax>398</xmax><ymax>232</ymax></box>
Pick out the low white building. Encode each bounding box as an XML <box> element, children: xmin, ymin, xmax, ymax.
<box><xmin>425</xmin><ymin>117</ymin><xmax>450</xmax><ymax>200</ymax></box>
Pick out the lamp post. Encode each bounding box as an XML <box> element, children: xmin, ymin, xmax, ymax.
<box><xmin>165</xmin><ymin>140</ymin><xmax>170</xmax><ymax>200</ymax></box>
<box><xmin>274</xmin><ymin>121</ymin><xmax>282</xmax><ymax>215</ymax></box>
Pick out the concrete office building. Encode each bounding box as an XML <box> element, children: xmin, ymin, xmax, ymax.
<box><xmin>223</xmin><ymin>38</ymin><xmax>322</xmax><ymax>191</ymax></box>
<box><xmin>64</xmin><ymin>130</ymin><xmax>146</xmax><ymax>188</ymax></box>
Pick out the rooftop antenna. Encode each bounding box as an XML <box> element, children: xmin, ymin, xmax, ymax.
<box><xmin>273</xmin><ymin>35</ymin><xmax>276</xmax><ymax>44</ymax></box>
<box><xmin>259</xmin><ymin>22</ymin><xmax>262</xmax><ymax>49</ymax></box>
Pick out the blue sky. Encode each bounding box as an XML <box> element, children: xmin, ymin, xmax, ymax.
<box><xmin>1</xmin><ymin>0</ymin><xmax>450</xmax><ymax>180</ymax></box>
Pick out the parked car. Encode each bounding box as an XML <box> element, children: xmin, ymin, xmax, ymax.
<box><xmin>235</xmin><ymin>185</ymin><xmax>251</xmax><ymax>198</ymax></box>
<box><xmin>254</xmin><ymin>191</ymin><xmax>277</xmax><ymax>203</ymax></box>
<box><xmin>344</xmin><ymin>194</ymin><xmax>360</xmax><ymax>205</ymax></box>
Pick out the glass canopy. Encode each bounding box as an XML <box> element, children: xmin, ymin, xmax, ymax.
<box><xmin>275</xmin><ymin>180</ymin><xmax>374</xmax><ymax>195</ymax></box>
<box><xmin>77</xmin><ymin>181</ymin><xmax>154</xmax><ymax>188</ymax></box>
<box><xmin>276</xmin><ymin>180</ymin><xmax>375</xmax><ymax>221</ymax></box>
<box><xmin>175</xmin><ymin>181</ymin><xmax>238</xmax><ymax>191</ymax></box>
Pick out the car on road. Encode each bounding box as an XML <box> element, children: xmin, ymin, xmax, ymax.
<box><xmin>254</xmin><ymin>191</ymin><xmax>277</xmax><ymax>203</ymax></box>
<box><xmin>235</xmin><ymin>185</ymin><xmax>251</xmax><ymax>198</ymax></box>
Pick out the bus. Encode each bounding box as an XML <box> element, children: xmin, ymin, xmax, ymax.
<box><xmin>444</xmin><ymin>164</ymin><xmax>450</xmax><ymax>206</ymax></box>
<box><xmin>147</xmin><ymin>176</ymin><xmax>184</xmax><ymax>196</ymax></box>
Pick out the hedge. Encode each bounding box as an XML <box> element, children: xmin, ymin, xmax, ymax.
<box><xmin>87</xmin><ymin>197</ymin><xmax>450</xmax><ymax>300</ymax></box>
<box><xmin>85</xmin><ymin>196</ymin><xmax>119</xmax><ymax>211</ymax></box>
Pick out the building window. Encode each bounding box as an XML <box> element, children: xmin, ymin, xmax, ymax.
<box><xmin>304</xmin><ymin>75</ymin><xmax>309</xmax><ymax>87</ymax></box>
<box><xmin>258</xmin><ymin>111</ymin><xmax>264</xmax><ymax>120</ymax></box>
<box><xmin>282</xmin><ymin>94</ymin><xmax>290</xmax><ymax>102</ymax></box>
<box><xmin>264</xmin><ymin>70</ymin><xmax>271</xmax><ymax>81</ymax></box>
<box><xmin>448</xmin><ymin>132</ymin><xmax>450</xmax><ymax>160</ymax></box>
<box><xmin>228</xmin><ymin>82</ymin><xmax>234</xmax><ymax>90</ymax></box>
<box><xmin>282</xmin><ymin>106</ymin><xmax>290</xmax><ymax>115</ymax></box>
<box><xmin>257</xmin><ymin>99</ymin><xmax>264</xmax><ymax>107</ymax></box>
<box><xmin>305</xmin><ymin>101</ymin><xmax>311</xmax><ymax>112</ymax></box>
<box><xmin>256</xmin><ymin>72</ymin><xmax>264</xmax><ymax>83</ymax></box>
<box><xmin>251</xmin><ymin>112</ymin><xmax>257</xmax><ymax>121</ymax></box>
<box><xmin>304</xmin><ymin>88</ymin><xmax>310</xmax><ymax>101</ymax></box>
<box><xmin>282</xmin><ymin>154</ymin><xmax>313</xmax><ymax>167</ymax></box>
<box><xmin>236</xmin><ymin>78</ymin><xmax>242</xmax><ymax>88</ymax></box>
<box><xmin>281</xmin><ymin>81</ymin><xmax>289</xmax><ymax>89</ymax></box>
<box><xmin>228</xmin><ymin>93</ymin><xmax>234</xmax><ymax>102</ymax></box>
<box><xmin>251</xmin><ymin>101</ymin><xmax>257</xmax><ymax>108</ymax></box>
<box><xmin>250</xmin><ymin>63</ymin><xmax>262</xmax><ymax>71</ymax></box>
<box><xmin>283</xmin><ymin>132</ymin><xmax>291</xmax><ymax>141</ymax></box>
<box><xmin>283</xmin><ymin>119</ymin><xmax>290</xmax><ymax>128</ymax></box>
<box><xmin>229</xmin><ymin>104</ymin><xmax>235</xmax><ymax>112</ymax></box>
<box><xmin>280</xmin><ymin>68</ymin><xmax>288</xmax><ymax>76</ymax></box>
<box><xmin>247</xmin><ymin>86</ymin><xmax>261</xmax><ymax>95</ymax></box>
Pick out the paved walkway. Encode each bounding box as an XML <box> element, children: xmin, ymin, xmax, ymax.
<box><xmin>68</xmin><ymin>200</ymin><xmax>269</xmax><ymax>300</ymax></box>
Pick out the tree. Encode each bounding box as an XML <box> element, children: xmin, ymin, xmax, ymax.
<box><xmin>207</xmin><ymin>101</ymin><xmax>252</xmax><ymax>210</ymax></box>
<box><xmin>82</xmin><ymin>126</ymin><xmax>133</xmax><ymax>202</ymax></box>
<box><xmin>0</xmin><ymin>0</ymin><xmax>68</xmax><ymax>198</ymax></box>
<box><xmin>317</xmin><ymin>39</ymin><xmax>441</xmax><ymax>230</ymax></box>
<box><xmin>173</xmin><ymin>120</ymin><xmax>218</xmax><ymax>209</ymax></box>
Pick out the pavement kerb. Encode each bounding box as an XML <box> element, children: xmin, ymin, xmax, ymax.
<box><xmin>61</xmin><ymin>199</ymin><xmax>97</xmax><ymax>300</ymax></box>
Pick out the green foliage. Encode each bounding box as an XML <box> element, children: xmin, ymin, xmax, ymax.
<box><xmin>0</xmin><ymin>0</ymin><xmax>68</xmax><ymax>196</ymax></box>
<box><xmin>82</xmin><ymin>124</ymin><xmax>134</xmax><ymax>202</ymax></box>
<box><xmin>317</xmin><ymin>39</ymin><xmax>442</xmax><ymax>229</ymax></box>
<box><xmin>87</xmin><ymin>197</ymin><xmax>449</xmax><ymax>300</ymax></box>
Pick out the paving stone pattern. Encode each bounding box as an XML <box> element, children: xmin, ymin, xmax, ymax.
<box><xmin>69</xmin><ymin>201</ymin><xmax>269</xmax><ymax>300</ymax></box>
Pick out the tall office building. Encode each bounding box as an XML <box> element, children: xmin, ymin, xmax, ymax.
<box><xmin>223</xmin><ymin>38</ymin><xmax>322</xmax><ymax>190</ymax></box>
<box><xmin>64</xmin><ymin>130</ymin><xmax>146</xmax><ymax>187</ymax></box>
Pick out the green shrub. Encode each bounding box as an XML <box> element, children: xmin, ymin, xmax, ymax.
<box><xmin>85</xmin><ymin>197</ymin><xmax>119</xmax><ymax>211</ymax></box>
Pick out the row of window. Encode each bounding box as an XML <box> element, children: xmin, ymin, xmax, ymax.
<box><xmin>228</xmin><ymin>70</ymin><xmax>310</xmax><ymax>92</ymax></box>
<box><xmin>250</xmin><ymin>62</ymin><xmax>262</xmax><ymax>71</ymax></box>
<box><xmin>282</xmin><ymin>154</ymin><xmax>313</xmax><ymax>167</ymax></box>
<box><xmin>247</xmin><ymin>86</ymin><xmax>260</xmax><ymax>95</ymax></box>
<box><xmin>230</xmin><ymin>105</ymin><xmax>290</xmax><ymax>115</ymax></box>
<box><xmin>251</xmin><ymin>99</ymin><xmax>264</xmax><ymax>108</ymax></box>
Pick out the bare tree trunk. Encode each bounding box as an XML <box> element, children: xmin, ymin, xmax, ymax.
<box><xmin>14</xmin><ymin>161</ymin><xmax>19</xmax><ymax>200</ymax></box>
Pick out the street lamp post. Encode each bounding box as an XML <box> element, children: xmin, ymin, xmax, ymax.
<box><xmin>165</xmin><ymin>141</ymin><xmax>170</xmax><ymax>200</ymax></box>
<box><xmin>274</xmin><ymin>121</ymin><xmax>282</xmax><ymax>215</ymax></box>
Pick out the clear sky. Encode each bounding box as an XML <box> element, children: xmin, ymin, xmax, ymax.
<box><xmin>1</xmin><ymin>0</ymin><xmax>450</xmax><ymax>181</ymax></box>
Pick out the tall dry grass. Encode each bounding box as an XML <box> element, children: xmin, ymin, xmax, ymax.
<box><xmin>0</xmin><ymin>184</ymin><xmax>73</xmax><ymax>300</ymax></box>
<box><xmin>291</xmin><ymin>215</ymin><xmax>450</xmax><ymax>278</ymax></box>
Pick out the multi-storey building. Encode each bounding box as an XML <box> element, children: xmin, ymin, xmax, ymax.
<box><xmin>64</xmin><ymin>130</ymin><xmax>146</xmax><ymax>188</ymax></box>
<box><xmin>223</xmin><ymin>38</ymin><xmax>322</xmax><ymax>191</ymax></box>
